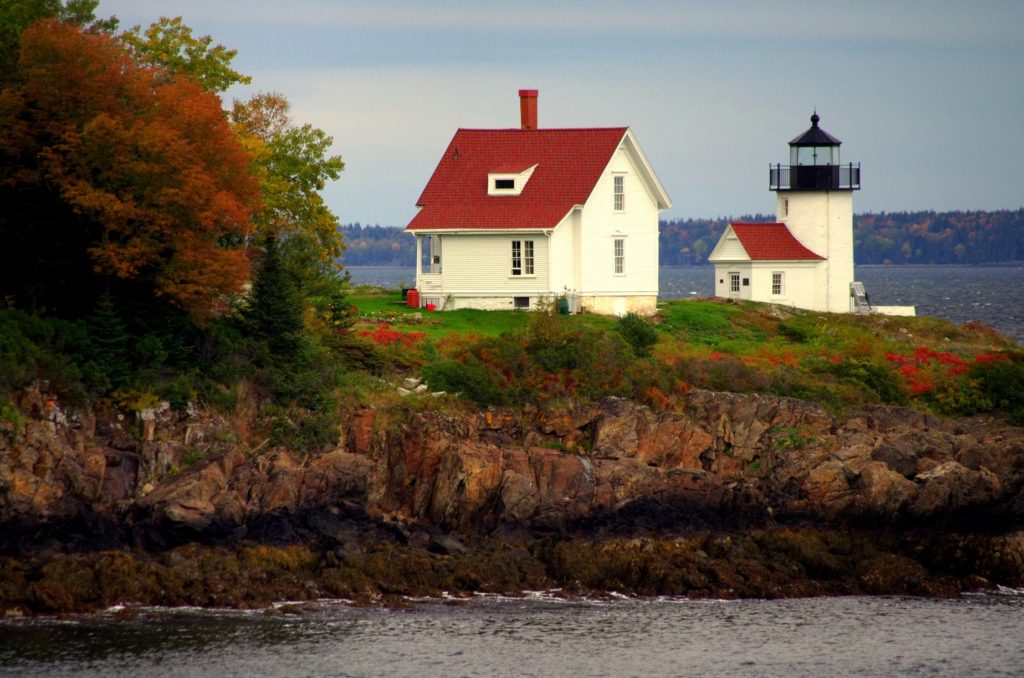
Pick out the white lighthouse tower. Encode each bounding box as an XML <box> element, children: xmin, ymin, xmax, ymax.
<box><xmin>709</xmin><ymin>113</ymin><xmax>915</xmax><ymax>315</ymax></box>
<box><xmin>771</xmin><ymin>112</ymin><xmax>859</xmax><ymax>312</ymax></box>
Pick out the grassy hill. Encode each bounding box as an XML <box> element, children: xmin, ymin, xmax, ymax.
<box><xmin>348</xmin><ymin>289</ymin><xmax>1022</xmax><ymax>420</ymax></box>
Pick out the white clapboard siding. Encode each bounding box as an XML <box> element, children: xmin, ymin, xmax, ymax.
<box><xmin>441</xmin><ymin>233</ymin><xmax>549</xmax><ymax>293</ymax></box>
<box><xmin>577</xmin><ymin>147</ymin><xmax>660</xmax><ymax>295</ymax></box>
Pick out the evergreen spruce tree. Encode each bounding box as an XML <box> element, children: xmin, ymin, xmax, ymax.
<box><xmin>87</xmin><ymin>291</ymin><xmax>131</xmax><ymax>388</ymax></box>
<box><xmin>246</xmin><ymin>234</ymin><xmax>305</xmax><ymax>363</ymax></box>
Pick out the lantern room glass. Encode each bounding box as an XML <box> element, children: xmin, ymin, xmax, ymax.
<box><xmin>791</xmin><ymin>145</ymin><xmax>838</xmax><ymax>166</ymax></box>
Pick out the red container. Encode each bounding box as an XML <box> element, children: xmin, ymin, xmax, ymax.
<box><xmin>425</xmin><ymin>303</ymin><xmax>436</xmax><ymax>311</ymax></box>
<box><xmin>406</xmin><ymin>289</ymin><xmax>420</xmax><ymax>308</ymax></box>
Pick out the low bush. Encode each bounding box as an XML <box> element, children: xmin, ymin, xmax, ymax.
<box><xmin>423</xmin><ymin>355</ymin><xmax>514</xmax><ymax>406</ymax></box>
<box><xmin>0</xmin><ymin>309</ymin><xmax>87</xmax><ymax>401</ymax></box>
<box><xmin>616</xmin><ymin>312</ymin><xmax>659</xmax><ymax>357</ymax></box>
<box><xmin>970</xmin><ymin>352</ymin><xmax>1024</xmax><ymax>422</ymax></box>
<box><xmin>823</xmin><ymin>357</ymin><xmax>907</xmax><ymax>405</ymax></box>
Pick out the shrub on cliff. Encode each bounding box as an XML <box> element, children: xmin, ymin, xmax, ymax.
<box><xmin>616</xmin><ymin>312</ymin><xmax>659</xmax><ymax>357</ymax></box>
<box><xmin>0</xmin><ymin>309</ymin><xmax>86</xmax><ymax>402</ymax></box>
<box><xmin>423</xmin><ymin>354</ymin><xmax>514</xmax><ymax>406</ymax></box>
<box><xmin>970</xmin><ymin>352</ymin><xmax>1024</xmax><ymax>423</ymax></box>
<box><xmin>822</xmin><ymin>357</ymin><xmax>907</xmax><ymax>405</ymax></box>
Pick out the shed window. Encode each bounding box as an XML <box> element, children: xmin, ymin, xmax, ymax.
<box><xmin>730</xmin><ymin>273</ymin><xmax>740</xmax><ymax>293</ymax></box>
<box><xmin>772</xmin><ymin>272</ymin><xmax>784</xmax><ymax>295</ymax></box>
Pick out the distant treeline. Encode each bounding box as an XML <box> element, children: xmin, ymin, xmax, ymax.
<box><xmin>340</xmin><ymin>209</ymin><xmax>1024</xmax><ymax>267</ymax></box>
<box><xmin>661</xmin><ymin>209</ymin><xmax>1024</xmax><ymax>265</ymax></box>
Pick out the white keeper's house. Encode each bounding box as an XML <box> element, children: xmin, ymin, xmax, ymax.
<box><xmin>405</xmin><ymin>89</ymin><xmax>671</xmax><ymax>316</ymax></box>
<box><xmin>708</xmin><ymin>113</ymin><xmax>914</xmax><ymax>316</ymax></box>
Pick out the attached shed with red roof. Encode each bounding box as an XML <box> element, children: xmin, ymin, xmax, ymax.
<box><xmin>405</xmin><ymin>90</ymin><xmax>671</xmax><ymax>315</ymax></box>
<box><xmin>708</xmin><ymin>221</ymin><xmax>828</xmax><ymax>307</ymax></box>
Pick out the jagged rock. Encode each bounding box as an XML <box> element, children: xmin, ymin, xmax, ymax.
<box><xmin>871</xmin><ymin>442</ymin><xmax>919</xmax><ymax>479</ymax></box>
<box><xmin>428</xmin><ymin>533</ymin><xmax>467</xmax><ymax>555</ymax></box>
<box><xmin>3</xmin><ymin>384</ymin><xmax>1024</xmax><ymax>546</ymax></box>
<box><xmin>857</xmin><ymin>461</ymin><xmax>919</xmax><ymax>515</ymax></box>
<box><xmin>5</xmin><ymin>383</ymin><xmax>1024</xmax><ymax>612</ymax></box>
<box><xmin>911</xmin><ymin>461</ymin><xmax>1001</xmax><ymax>517</ymax></box>
<box><xmin>858</xmin><ymin>553</ymin><xmax>930</xmax><ymax>594</ymax></box>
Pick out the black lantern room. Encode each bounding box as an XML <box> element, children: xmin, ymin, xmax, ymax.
<box><xmin>770</xmin><ymin>113</ymin><xmax>860</xmax><ymax>192</ymax></box>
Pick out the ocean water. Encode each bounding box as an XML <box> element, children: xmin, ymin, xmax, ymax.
<box><xmin>3</xmin><ymin>592</ymin><xmax>1023</xmax><ymax>677</ymax></box>
<box><xmin>348</xmin><ymin>265</ymin><xmax>1024</xmax><ymax>343</ymax></box>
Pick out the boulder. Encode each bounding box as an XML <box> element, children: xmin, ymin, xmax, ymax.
<box><xmin>856</xmin><ymin>461</ymin><xmax>919</xmax><ymax>515</ymax></box>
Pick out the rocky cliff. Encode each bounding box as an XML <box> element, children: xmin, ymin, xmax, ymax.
<box><xmin>2</xmin><ymin>382</ymin><xmax>1023</xmax><ymax>612</ymax></box>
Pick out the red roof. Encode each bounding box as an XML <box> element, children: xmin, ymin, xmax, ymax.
<box><xmin>730</xmin><ymin>222</ymin><xmax>825</xmax><ymax>261</ymax></box>
<box><xmin>406</xmin><ymin>128</ymin><xmax>628</xmax><ymax>231</ymax></box>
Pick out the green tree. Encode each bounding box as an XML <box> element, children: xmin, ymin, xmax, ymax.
<box><xmin>231</xmin><ymin>92</ymin><xmax>346</xmax><ymax>261</ymax></box>
<box><xmin>244</xmin><ymin>235</ymin><xmax>304</xmax><ymax>361</ymax></box>
<box><xmin>692</xmin><ymin>238</ymin><xmax>709</xmax><ymax>264</ymax></box>
<box><xmin>120</xmin><ymin>16</ymin><xmax>249</xmax><ymax>93</ymax></box>
<box><xmin>85</xmin><ymin>292</ymin><xmax>130</xmax><ymax>389</ymax></box>
<box><xmin>231</xmin><ymin>92</ymin><xmax>350</xmax><ymax>338</ymax></box>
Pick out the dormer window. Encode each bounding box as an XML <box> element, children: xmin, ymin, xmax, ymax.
<box><xmin>488</xmin><ymin>164</ymin><xmax>537</xmax><ymax>196</ymax></box>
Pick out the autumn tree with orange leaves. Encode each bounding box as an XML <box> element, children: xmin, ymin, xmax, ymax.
<box><xmin>1</xmin><ymin>10</ymin><xmax>351</xmax><ymax>448</ymax></box>
<box><xmin>0</xmin><ymin>18</ymin><xmax>259</xmax><ymax>321</ymax></box>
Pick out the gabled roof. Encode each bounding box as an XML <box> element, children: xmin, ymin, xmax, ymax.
<box><xmin>718</xmin><ymin>222</ymin><xmax>825</xmax><ymax>261</ymax></box>
<box><xmin>406</xmin><ymin>127</ymin><xmax>668</xmax><ymax>232</ymax></box>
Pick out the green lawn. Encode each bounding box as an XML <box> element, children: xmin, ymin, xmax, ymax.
<box><xmin>350</xmin><ymin>289</ymin><xmax>1016</xmax><ymax>356</ymax></box>
<box><xmin>349</xmin><ymin>290</ymin><xmax>530</xmax><ymax>340</ymax></box>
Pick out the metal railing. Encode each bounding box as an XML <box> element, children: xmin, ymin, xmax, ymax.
<box><xmin>770</xmin><ymin>163</ymin><xmax>861</xmax><ymax>191</ymax></box>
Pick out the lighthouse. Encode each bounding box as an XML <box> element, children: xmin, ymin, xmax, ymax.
<box><xmin>770</xmin><ymin>112</ymin><xmax>860</xmax><ymax>312</ymax></box>
<box><xmin>708</xmin><ymin>112</ymin><xmax>910</xmax><ymax>314</ymax></box>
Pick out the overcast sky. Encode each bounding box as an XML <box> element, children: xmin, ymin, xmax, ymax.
<box><xmin>97</xmin><ymin>1</ymin><xmax>1023</xmax><ymax>226</ymax></box>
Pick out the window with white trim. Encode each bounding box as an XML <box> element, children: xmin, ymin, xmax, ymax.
<box><xmin>730</xmin><ymin>272</ymin><xmax>740</xmax><ymax>293</ymax></box>
<box><xmin>614</xmin><ymin>238</ymin><xmax>624</xmax><ymax>274</ymax></box>
<box><xmin>772</xmin><ymin>272</ymin><xmax>784</xmax><ymax>295</ymax></box>
<box><xmin>512</xmin><ymin>240</ymin><xmax>534</xmax><ymax>276</ymax></box>
<box><xmin>613</xmin><ymin>175</ymin><xmax>624</xmax><ymax>211</ymax></box>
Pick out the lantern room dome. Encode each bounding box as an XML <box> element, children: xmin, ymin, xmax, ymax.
<box><xmin>788</xmin><ymin>112</ymin><xmax>841</xmax><ymax>167</ymax></box>
<box><xmin>789</xmin><ymin>112</ymin><xmax>842</xmax><ymax>147</ymax></box>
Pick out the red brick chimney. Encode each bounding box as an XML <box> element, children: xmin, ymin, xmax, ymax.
<box><xmin>519</xmin><ymin>89</ymin><xmax>537</xmax><ymax>130</ymax></box>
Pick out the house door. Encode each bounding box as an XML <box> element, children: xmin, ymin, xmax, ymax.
<box><xmin>430</xmin><ymin>236</ymin><xmax>442</xmax><ymax>274</ymax></box>
<box><xmin>728</xmin><ymin>272</ymin><xmax>741</xmax><ymax>299</ymax></box>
